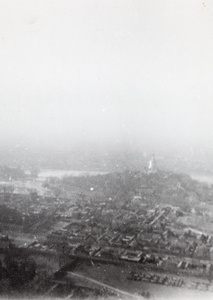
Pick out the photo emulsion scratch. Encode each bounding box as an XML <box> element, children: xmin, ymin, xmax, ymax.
<box><xmin>1</xmin><ymin>0</ymin><xmax>213</xmax><ymax>299</ymax></box>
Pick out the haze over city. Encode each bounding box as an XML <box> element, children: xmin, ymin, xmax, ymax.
<box><xmin>2</xmin><ymin>2</ymin><xmax>213</xmax><ymax>299</ymax></box>
<box><xmin>1</xmin><ymin>0</ymin><xmax>213</xmax><ymax>154</ymax></box>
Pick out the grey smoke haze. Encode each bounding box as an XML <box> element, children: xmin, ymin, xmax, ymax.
<box><xmin>1</xmin><ymin>0</ymin><xmax>213</xmax><ymax>151</ymax></box>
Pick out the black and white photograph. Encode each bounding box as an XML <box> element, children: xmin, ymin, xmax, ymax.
<box><xmin>1</xmin><ymin>1</ymin><xmax>213</xmax><ymax>299</ymax></box>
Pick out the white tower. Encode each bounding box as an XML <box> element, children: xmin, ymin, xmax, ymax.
<box><xmin>148</xmin><ymin>155</ymin><xmax>157</xmax><ymax>173</ymax></box>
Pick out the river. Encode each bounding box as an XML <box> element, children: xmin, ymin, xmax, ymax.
<box><xmin>190</xmin><ymin>174</ymin><xmax>213</xmax><ymax>185</ymax></box>
<box><xmin>38</xmin><ymin>169</ymin><xmax>108</xmax><ymax>180</ymax></box>
<box><xmin>0</xmin><ymin>169</ymin><xmax>108</xmax><ymax>194</ymax></box>
<box><xmin>1</xmin><ymin>170</ymin><xmax>213</xmax><ymax>194</ymax></box>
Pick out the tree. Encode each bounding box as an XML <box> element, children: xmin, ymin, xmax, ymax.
<box><xmin>4</xmin><ymin>249</ymin><xmax>36</xmax><ymax>289</ymax></box>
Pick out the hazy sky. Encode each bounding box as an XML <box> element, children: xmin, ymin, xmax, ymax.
<box><xmin>1</xmin><ymin>0</ymin><xmax>213</xmax><ymax>151</ymax></box>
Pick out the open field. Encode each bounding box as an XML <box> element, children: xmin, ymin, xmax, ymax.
<box><xmin>73</xmin><ymin>261</ymin><xmax>213</xmax><ymax>300</ymax></box>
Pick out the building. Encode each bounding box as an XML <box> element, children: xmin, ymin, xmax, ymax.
<box><xmin>147</xmin><ymin>155</ymin><xmax>158</xmax><ymax>174</ymax></box>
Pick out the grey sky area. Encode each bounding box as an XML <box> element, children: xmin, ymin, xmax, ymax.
<box><xmin>0</xmin><ymin>0</ymin><xmax>213</xmax><ymax>153</ymax></box>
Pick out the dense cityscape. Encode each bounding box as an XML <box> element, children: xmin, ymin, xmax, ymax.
<box><xmin>1</xmin><ymin>1</ymin><xmax>213</xmax><ymax>299</ymax></box>
<box><xmin>0</xmin><ymin>155</ymin><xmax>213</xmax><ymax>299</ymax></box>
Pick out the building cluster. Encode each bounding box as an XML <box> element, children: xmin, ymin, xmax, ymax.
<box><xmin>128</xmin><ymin>271</ymin><xmax>213</xmax><ymax>292</ymax></box>
<box><xmin>0</xmin><ymin>192</ymin><xmax>51</xmax><ymax>217</ymax></box>
<box><xmin>1</xmin><ymin>168</ymin><xmax>213</xmax><ymax>282</ymax></box>
<box><xmin>20</xmin><ymin>195</ymin><xmax>213</xmax><ymax>279</ymax></box>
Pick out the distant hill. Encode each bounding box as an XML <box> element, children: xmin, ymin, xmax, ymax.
<box><xmin>43</xmin><ymin>170</ymin><xmax>213</xmax><ymax>210</ymax></box>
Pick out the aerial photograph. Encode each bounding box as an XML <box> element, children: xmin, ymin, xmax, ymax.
<box><xmin>1</xmin><ymin>0</ymin><xmax>213</xmax><ymax>299</ymax></box>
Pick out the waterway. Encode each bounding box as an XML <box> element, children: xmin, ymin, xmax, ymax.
<box><xmin>38</xmin><ymin>170</ymin><xmax>213</xmax><ymax>184</ymax></box>
<box><xmin>38</xmin><ymin>169</ymin><xmax>108</xmax><ymax>180</ymax></box>
<box><xmin>0</xmin><ymin>170</ymin><xmax>213</xmax><ymax>194</ymax></box>
<box><xmin>190</xmin><ymin>174</ymin><xmax>213</xmax><ymax>185</ymax></box>
<box><xmin>0</xmin><ymin>169</ymin><xmax>109</xmax><ymax>194</ymax></box>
